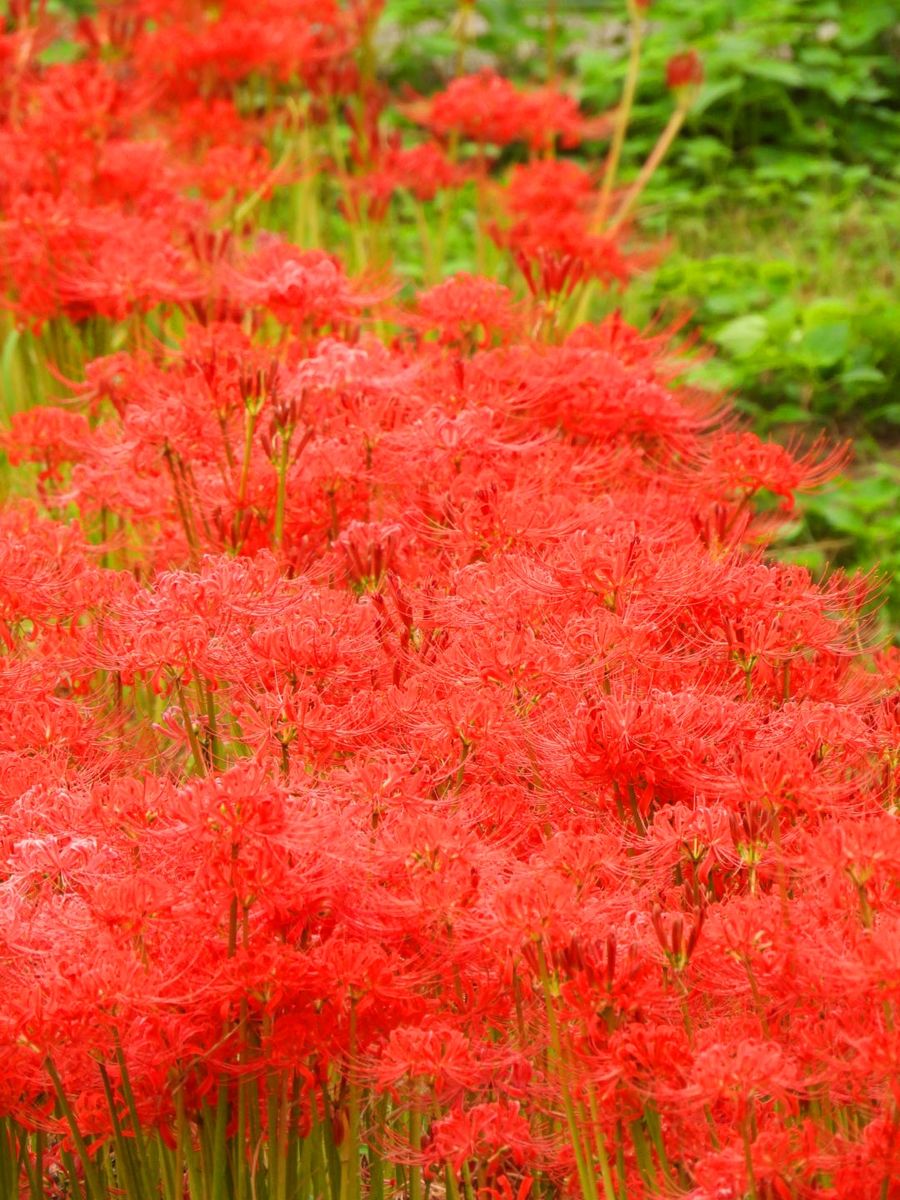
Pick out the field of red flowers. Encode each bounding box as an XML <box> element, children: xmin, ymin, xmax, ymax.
<box><xmin>0</xmin><ymin>2</ymin><xmax>898</xmax><ymax>1198</ymax></box>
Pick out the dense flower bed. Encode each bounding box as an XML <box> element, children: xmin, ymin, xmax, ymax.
<box><xmin>0</xmin><ymin>3</ymin><xmax>898</xmax><ymax>1198</ymax></box>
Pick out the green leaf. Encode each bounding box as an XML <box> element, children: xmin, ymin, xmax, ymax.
<box><xmin>742</xmin><ymin>59</ymin><xmax>807</xmax><ymax>88</ymax></box>
<box><xmin>765</xmin><ymin>404</ymin><xmax>815</xmax><ymax>424</ymax></box>
<box><xmin>0</xmin><ymin>329</ymin><xmax>21</xmax><ymax>410</ymax></box>
<box><xmin>691</xmin><ymin>77</ymin><xmax>743</xmax><ymax>116</ymax></box>
<box><xmin>797</xmin><ymin>322</ymin><xmax>850</xmax><ymax>368</ymax></box>
<box><xmin>839</xmin><ymin>366</ymin><xmax>886</xmax><ymax>387</ymax></box>
<box><xmin>37</xmin><ymin>40</ymin><xmax>83</xmax><ymax>65</ymax></box>
<box><xmin>714</xmin><ymin>314</ymin><xmax>769</xmax><ymax>358</ymax></box>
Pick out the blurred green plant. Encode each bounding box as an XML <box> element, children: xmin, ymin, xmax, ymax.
<box><xmin>577</xmin><ymin>0</ymin><xmax>899</xmax><ymax>195</ymax></box>
<box><xmin>623</xmin><ymin>198</ymin><xmax>900</xmax><ymax>437</ymax></box>
<box><xmin>782</xmin><ymin>458</ymin><xmax>900</xmax><ymax>634</ymax></box>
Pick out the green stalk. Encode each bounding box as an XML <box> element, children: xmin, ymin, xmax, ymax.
<box><xmin>595</xmin><ymin>0</ymin><xmax>644</xmax><ymax>227</ymax></box>
<box><xmin>298</xmin><ymin>1120</ymin><xmax>314</xmax><ymax>1200</ymax></box>
<box><xmin>293</xmin><ymin>103</ymin><xmax>323</xmax><ymax>247</ymax></box>
<box><xmin>273</xmin><ymin>430</ymin><xmax>292</xmax><ymax>553</ymax></box>
<box><xmin>613</xmin><ymin>1121</ymin><xmax>627</xmax><ymax>1200</ymax></box>
<box><xmin>99</xmin><ymin>1063</ymin><xmax>146</xmax><ymax>1200</ymax></box>
<box><xmin>453</xmin><ymin>1</ymin><xmax>473</xmax><ymax>77</ymax></box>
<box><xmin>512</xmin><ymin>967</ymin><xmax>528</xmax><ymax>1047</ymax></box>
<box><xmin>445</xmin><ymin>1166</ymin><xmax>462</xmax><ymax>1200</ymax></box>
<box><xmin>155</xmin><ymin>1138</ymin><xmax>180</xmax><ymax>1200</ymax></box>
<box><xmin>546</xmin><ymin>0</ymin><xmax>558</xmax><ymax>84</ymax></box>
<box><xmin>190</xmin><ymin>676</ymin><xmax>223</xmax><ymax>772</ymax></box>
<box><xmin>284</xmin><ymin>1072</ymin><xmax>304</xmax><ymax>1200</ymax></box>
<box><xmin>59</xmin><ymin>1145</ymin><xmax>87</xmax><ymax>1200</ymax></box>
<box><xmin>627</xmin><ymin>783</ymin><xmax>647</xmax><ymax>835</ymax></box>
<box><xmin>14</xmin><ymin>1124</ymin><xmax>40</xmax><ymax>1200</ymax></box>
<box><xmin>176</xmin><ymin>1086</ymin><xmax>202</xmax><ymax>1200</ymax></box>
<box><xmin>369</xmin><ymin>1093</ymin><xmax>390</xmax><ymax>1200</ymax></box>
<box><xmin>340</xmin><ymin>1002</ymin><xmax>361</xmax><ymax>1200</ymax></box>
<box><xmin>474</xmin><ymin>157</ymin><xmax>488</xmax><ymax>275</ymax></box>
<box><xmin>535</xmin><ymin>943</ymin><xmax>599</xmax><ymax>1200</ymax></box>
<box><xmin>163</xmin><ymin>446</ymin><xmax>201</xmax><ymax>568</ymax></box>
<box><xmin>326</xmin><ymin>115</ymin><xmax>366</xmax><ymax>272</ymax></box>
<box><xmin>0</xmin><ymin>327</ymin><xmax>23</xmax><ymax>413</ymax></box>
<box><xmin>435</xmin><ymin>174</ymin><xmax>456</xmax><ymax>274</ymax></box>
<box><xmin>320</xmin><ymin>1083</ymin><xmax>343</xmax><ymax>1200</ymax></box>
<box><xmin>411</xmin><ymin>200</ymin><xmax>437</xmax><ymax>284</ymax></box>
<box><xmin>704</xmin><ymin>1104</ymin><xmax>721</xmax><ymax>1149</ymax></box>
<box><xmin>266</xmin><ymin>1070</ymin><xmax>284</xmax><ymax>1200</ymax></box>
<box><xmin>233</xmin><ymin>405</ymin><xmax>259</xmax><ymax>552</ymax></box>
<box><xmin>310</xmin><ymin>1101</ymin><xmax>331</xmax><ymax>1200</ymax></box>
<box><xmin>409</xmin><ymin>1104</ymin><xmax>423</xmax><ymax>1200</ymax></box>
<box><xmin>45</xmin><ymin>1056</ymin><xmax>105</xmax><ymax>1199</ymax></box>
<box><xmin>174</xmin><ymin>677</ymin><xmax>208</xmax><ymax>778</ymax></box>
<box><xmin>585</xmin><ymin>1085</ymin><xmax>617</xmax><ymax>1200</ymax></box>
<box><xmin>210</xmin><ymin>1081</ymin><xmax>232</xmax><ymax>1200</ymax></box>
<box><xmin>205</xmin><ymin>681</ymin><xmax>223</xmax><ymax>772</ymax></box>
<box><xmin>235</xmin><ymin>1062</ymin><xmax>249</xmax><ymax>1200</ymax></box>
<box><xmin>32</xmin><ymin>1129</ymin><xmax>45</xmax><ymax>1200</ymax></box>
<box><xmin>608</xmin><ymin>99</ymin><xmax>690</xmax><ymax>233</ymax></box>
<box><xmin>741</xmin><ymin>1115</ymin><xmax>759</xmax><ymax>1200</ymax></box>
<box><xmin>643</xmin><ymin>1102</ymin><xmax>676</xmax><ymax>1190</ymax></box>
<box><xmin>629</xmin><ymin>1118</ymin><xmax>658</xmax><ymax>1191</ymax></box>
<box><xmin>280</xmin><ymin>1072</ymin><xmax>294</xmax><ymax>1200</ymax></box>
<box><xmin>233</xmin><ymin>150</ymin><xmax>290</xmax><ymax>227</ymax></box>
<box><xmin>0</xmin><ymin>1120</ymin><xmax>16</xmax><ymax>1200</ymax></box>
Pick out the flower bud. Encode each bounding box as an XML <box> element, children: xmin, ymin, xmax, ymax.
<box><xmin>666</xmin><ymin>50</ymin><xmax>704</xmax><ymax>94</ymax></box>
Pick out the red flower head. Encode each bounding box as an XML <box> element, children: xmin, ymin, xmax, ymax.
<box><xmin>415</xmin><ymin>71</ymin><xmax>589</xmax><ymax>152</ymax></box>
<box><xmin>666</xmin><ymin>50</ymin><xmax>704</xmax><ymax>93</ymax></box>
<box><xmin>411</xmin><ymin>273</ymin><xmax>527</xmax><ymax>350</ymax></box>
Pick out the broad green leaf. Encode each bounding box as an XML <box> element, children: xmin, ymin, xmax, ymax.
<box><xmin>714</xmin><ymin>314</ymin><xmax>769</xmax><ymax>358</ymax></box>
<box><xmin>840</xmin><ymin>366</ymin><xmax>886</xmax><ymax>387</ymax></box>
<box><xmin>765</xmin><ymin>404</ymin><xmax>815</xmax><ymax>424</ymax></box>
<box><xmin>743</xmin><ymin>59</ymin><xmax>807</xmax><ymax>88</ymax></box>
<box><xmin>798</xmin><ymin>322</ymin><xmax>850</xmax><ymax>368</ymax></box>
<box><xmin>691</xmin><ymin>78</ymin><xmax>743</xmax><ymax>116</ymax></box>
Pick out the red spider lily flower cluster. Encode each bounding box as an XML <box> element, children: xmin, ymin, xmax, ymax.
<box><xmin>410</xmin><ymin>70</ymin><xmax>611</xmax><ymax>153</ymax></box>
<box><xmin>491</xmin><ymin>159</ymin><xmax>644</xmax><ymax>300</ymax></box>
<box><xmin>0</xmin><ymin>4</ymin><xmax>897</xmax><ymax>1200</ymax></box>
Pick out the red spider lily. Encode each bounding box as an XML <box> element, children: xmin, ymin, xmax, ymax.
<box><xmin>700</xmin><ymin>430</ymin><xmax>850</xmax><ymax>511</ymax></box>
<box><xmin>423</xmin><ymin>1101</ymin><xmax>541</xmax><ymax>1176</ymax></box>
<box><xmin>129</xmin><ymin>0</ymin><xmax>356</xmax><ymax>96</ymax></box>
<box><xmin>490</xmin><ymin>159</ymin><xmax>648</xmax><ymax>299</ymax></box>
<box><xmin>220</xmin><ymin>239</ymin><xmax>385</xmax><ymax>336</ymax></box>
<box><xmin>384</xmin><ymin>140</ymin><xmax>465</xmax><ymax>202</ymax></box>
<box><xmin>0</xmin><ymin>10</ymin><xmax>896</xmax><ymax>1200</ymax></box>
<box><xmin>666</xmin><ymin>50</ymin><xmax>704</xmax><ymax>92</ymax></box>
<box><xmin>409</xmin><ymin>274</ymin><xmax>529</xmax><ymax>350</ymax></box>
<box><xmin>0</xmin><ymin>193</ymin><xmax>204</xmax><ymax>327</ymax></box>
<box><xmin>344</xmin><ymin>139</ymin><xmax>467</xmax><ymax>222</ymax></box>
<box><xmin>409</xmin><ymin>71</ymin><xmax>596</xmax><ymax>153</ymax></box>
